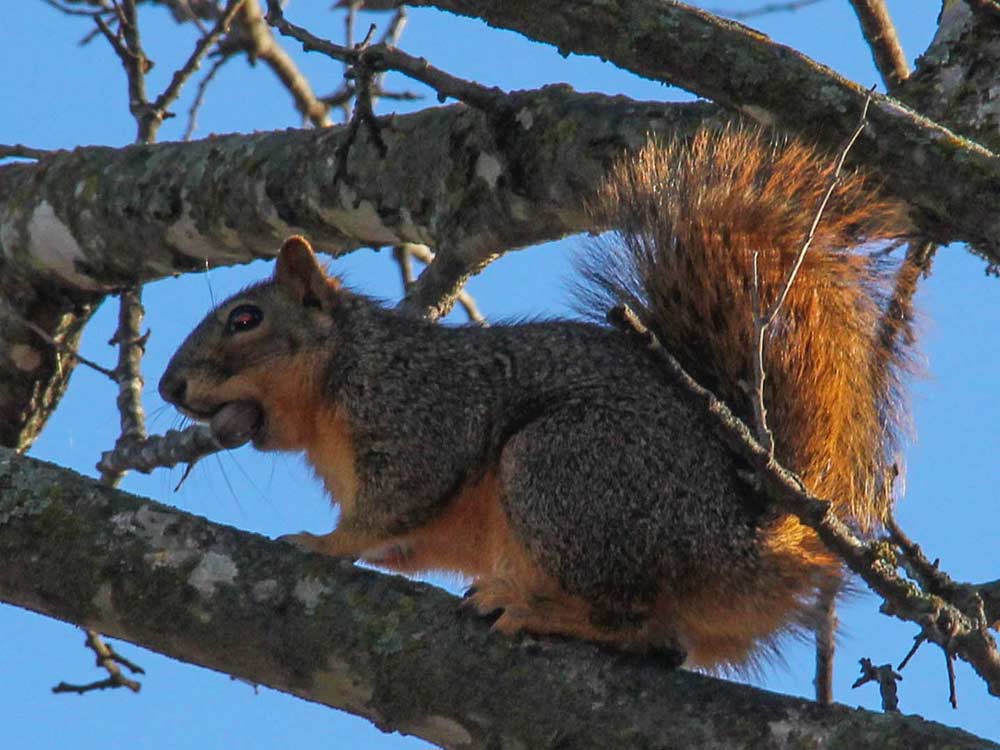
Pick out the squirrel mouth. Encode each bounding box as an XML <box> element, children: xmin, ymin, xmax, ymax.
<box><xmin>208</xmin><ymin>400</ymin><xmax>264</xmax><ymax>449</ymax></box>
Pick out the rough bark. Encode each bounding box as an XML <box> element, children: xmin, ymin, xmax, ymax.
<box><xmin>0</xmin><ymin>263</ymin><xmax>99</xmax><ymax>451</ymax></box>
<box><xmin>0</xmin><ymin>91</ymin><xmax>714</xmax><ymax>293</ymax></box>
<box><xmin>899</xmin><ymin>0</ymin><xmax>1000</xmax><ymax>151</ymax></box>
<box><xmin>0</xmin><ymin>447</ymin><xmax>994</xmax><ymax>750</ymax></box>
<box><xmin>407</xmin><ymin>0</ymin><xmax>1000</xmax><ymax>264</ymax></box>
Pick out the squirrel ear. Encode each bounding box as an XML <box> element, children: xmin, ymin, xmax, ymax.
<box><xmin>274</xmin><ymin>235</ymin><xmax>341</xmax><ymax>309</ymax></box>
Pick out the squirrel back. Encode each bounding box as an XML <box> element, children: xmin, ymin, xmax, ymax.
<box><xmin>580</xmin><ymin>126</ymin><xmax>916</xmax><ymax>530</ymax></box>
<box><xmin>160</xmin><ymin>126</ymin><xmax>917</xmax><ymax>671</ymax></box>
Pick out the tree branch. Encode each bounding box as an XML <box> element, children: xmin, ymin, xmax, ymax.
<box><xmin>847</xmin><ymin>0</ymin><xmax>910</xmax><ymax>90</ymax></box>
<box><xmin>0</xmin><ymin>89</ymin><xmax>716</xmax><ymax>447</ymax></box>
<box><xmin>898</xmin><ymin>0</ymin><xmax>1000</xmax><ymax>151</ymax></box>
<box><xmin>408</xmin><ymin>0</ymin><xmax>1000</xmax><ymax>264</ymax></box>
<box><xmin>0</xmin><ymin>90</ymin><xmax>712</xmax><ymax>290</ymax></box>
<box><xmin>0</xmin><ymin>447</ymin><xmax>993</xmax><ymax>750</ymax></box>
<box><xmin>228</xmin><ymin>0</ymin><xmax>331</xmax><ymax>127</ymax></box>
<box><xmin>100</xmin><ymin>287</ymin><xmax>149</xmax><ymax>487</ymax></box>
<box><xmin>608</xmin><ymin>305</ymin><xmax>1000</xmax><ymax>699</ymax></box>
<box><xmin>0</xmin><ymin>272</ymin><xmax>100</xmax><ymax>451</ymax></box>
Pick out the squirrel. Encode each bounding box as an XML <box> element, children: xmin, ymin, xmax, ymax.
<box><xmin>159</xmin><ymin>126</ymin><xmax>916</xmax><ymax>671</ymax></box>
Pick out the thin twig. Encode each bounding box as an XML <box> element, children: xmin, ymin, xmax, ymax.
<box><xmin>608</xmin><ymin>303</ymin><xmax>1000</xmax><ymax>700</ymax></box>
<box><xmin>2</xmin><ymin>306</ymin><xmax>116</xmax><ymax>380</ymax></box>
<box><xmin>847</xmin><ymin>0</ymin><xmax>910</xmax><ymax>90</ymax></box>
<box><xmin>151</xmin><ymin>0</ymin><xmax>246</xmax><ymax>125</ymax></box>
<box><xmin>101</xmin><ymin>288</ymin><xmax>148</xmax><ymax>487</ymax></box>
<box><xmin>814</xmin><ymin>580</ymin><xmax>839</xmax><ymax>704</ymax></box>
<box><xmin>96</xmin><ymin>424</ymin><xmax>225</xmax><ymax>476</ymax></box>
<box><xmin>749</xmin><ymin>90</ymin><xmax>874</xmax><ymax>452</ymax></box>
<box><xmin>898</xmin><ymin>633</ymin><xmax>927</xmax><ymax>671</ymax></box>
<box><xmin>402</xmin><ymin>243</ymin><xmax>488</xmax><ymax>326</ymax></box>
<box><xmin>118</xmin><ymin>0</ymin><xmax>155</xmax><ymax>142</ymax></box>
<box><xmin>749</xmin><ymin>252</ymin><xmax>771</xmax><ymax>450</ymax></box>
<box><xmin>946</xmin><ymin>638</ymin><xmax>959</xmax><ymax>708</ymax></box>
<box><xmin>0</xmin><ymin>144</ymin><xmax>56</xmax><ymax>160</ymax></box>
<box><xmin>709</xmin><ymin>0</ymin><xmax>825</xmax><ymax>20</ymax></box>
<box><xmin>95</xmin><ymin>0</ymin><xmax>243</xmax><ymax>142</ymax></box>
<box><xmin>369</xmin><ymin>6</ymin><xmax>408</xmax><ymax>112</ymax></box>
<box><xmin>42</xmin><ymin>0</ymin><xmax>113</xmax><ymax>17</ymax></box>
<box><xmin>232</xmin><ymin>0</ymin><xmax>330</xmax><ymax>127</ymax></box>
<box><xmin>266</xmin><ymin>0</ymin><xmax>504</xmax><ymax>110</ymax></box>
<box><xmin>325</xmin><ymin>3</ymin><xmax>413</xmax><ymax>119</ymax></box>
<box><xmin>392</xmin><ymin>245</ymin><xmax>416</xmax><ymax>288</ymax></box>
<box><xmin>340</xmin><ymin>0</ymin><xmax>360</xmax><ymax>121</ymax></box>
<box><xmin>52</xmin><ymin>630</ymin><xmax>143</xmax><ymax>695</ymax></box>
<box><xmin>852</xmin><ymin>657</ymin><xmax>902</xmax><ymax>712</ymax></box>
<box><xmin>93</xmin><ymin>0</ymin><xmax>153</xmax><ymax>142</ymax></box>
<box><xmin>767</xmin><ymin>93</ymin><xmax>874</xmax><ymax>324</ymax></box>
<box><xmin>184</xmin><ymin>53</ymin><xmax>232</xmax><ymax>140</ymax></box>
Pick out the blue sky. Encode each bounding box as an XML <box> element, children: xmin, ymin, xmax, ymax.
<box><xmin>2</xmin><ymin>1</ymin><xmax>998</xmax><ymax>746</ymax></box>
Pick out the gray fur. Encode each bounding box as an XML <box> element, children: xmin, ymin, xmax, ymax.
<box><xmin>327</xmin><ymin>291</ymin><xmax>766</xmax><ymax>610</ymax></box>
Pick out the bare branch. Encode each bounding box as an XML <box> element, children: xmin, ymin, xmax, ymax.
<box><xmin>100</xmin><ymin>287</ymin><xmax>148</xmax><ymax>487</ymax></box>
<box><xmin>42</xmin><ymin>0</ymin><xmax>113</xmax><ymax>17</ymax></box>
<box><xmin>151</xmin><ymin>0</ymin><xmax>246</xmax><ymax>126</ymax></box>
<box><xmin>848</xmin><ymin>0</ymin><xmax>910</xmax><ymax>90</ymax></box>
<box><xmin>814</xmin><ymin>582</ymin><xmax>839</xmax><ymax>704</ymax></box>
<box><xmin>52</xmin><ymin>630</ymin><xmax>143</xmax><ymax>695</ymax></box>
<box><xmin>750</xmin><ymin>92</ymin><xmax>873</xmax><ymax>450</ymax></box>
<box><xmin>96</xmin><ymin>424</ymin><xmax>223</xmax><ymax>476</ymax></box>
<box><xmin>608</xmin><ymin>304</ymin><xmax>1000</xmax><ymax>699</ymax></box>
<box><xmin>401</xmin><ymin>243</ymin><xmax>488</xmax><ymax>325</ymax></box>
<box><xmin>94</xmin><ymin>0</ymin><xmax>242</xmax><ymax>142</ymax></box>
<box><xmin>0</xmin><ymin>304</ymin><xmax>116</xmax><ymax>380</ymax></box>
<box><xmin>266</xmin><ymin>0</ymin><xmax>505</xmax><ymax>110</ymax></box>
<box><xmin>1</xmin><ymin>447</ymin><xmax>993</xmax><ymax>750</ymax></box>
<box><xmin>709</xmin><ymin>0</ymin><xmax>825</xmax><ymax>19</ymax></box>
<box><xmin>852</xmin><ymin>657</ymin><xmax>902</xmax><ymax>712</ymax></box>
<box><xmin>231</xmin><ymin>0</ymin><xmax>331</xmax><ymax>127</ymax></box>
<box><xmin>184</xmin><ymin>53</ymin><xmax>232</xmax><ymax>140</ymax></box>
<box><xmin>0</xmin><ymin>144</ymin><xmax>56</xmax><ymax>161</ymax></box>
<box><xmin>407</xmin><ymin>0</ymin><xmax>1000</xmax><ymax>263</ymax></box>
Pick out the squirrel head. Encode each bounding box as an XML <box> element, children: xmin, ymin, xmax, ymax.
<box><xmin>159</xmin><ymin>235</ymin><xmax>344</xmax><ymax>451</ymax></box>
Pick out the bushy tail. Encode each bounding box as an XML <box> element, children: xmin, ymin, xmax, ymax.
<box><xmin>579</xmin><ymin>126</ymin><xmax>917</xmax><ymax>530</ymax></box>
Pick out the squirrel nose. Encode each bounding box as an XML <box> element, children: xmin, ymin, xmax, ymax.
<box><xmin>159</xmin><ymin>371</ymin><xmax>187</xmax><ymax>405</ymax></box>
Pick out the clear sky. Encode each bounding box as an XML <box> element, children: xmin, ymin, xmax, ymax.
<box><xmin>2</xmin><ymin>1</ymin><xmax>998</xmax><ymax>747</ymax></box>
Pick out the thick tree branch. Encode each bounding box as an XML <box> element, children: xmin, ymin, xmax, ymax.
<box><xmin>0</xmin><ymin>91</ymin><xmax>713</xmax><ymax>293</ymax></box>
<box><xmin>899</xmin><ymin>0</ymin><xmax>1000</xmax><ymax>151</ymax></box>
<box><xmin>0</xmin><ymin>447</ymin><xmax>994</xmax><ymax>750</ymax></box>
<box><xmin>0</xmin><ymin>90</ymin><xmax>715</xmax><ymax>447</ymax></box>
<box><xmin>0</xmin><ymin>270</ymin><xmax>99</xmax><ymax>451</ymax></box>
<box><xmin>408</xmin><ymin>0</ymin><xmax>1000</xmax><ymax>264</ymax></box>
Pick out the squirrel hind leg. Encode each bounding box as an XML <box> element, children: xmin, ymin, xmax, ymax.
<box><xmin>458</xmin><ymin>484</ymin><xmax>679</xmax><ymax>651</ymax></box>
<box><xmin>464</xmin><ymin>564</ymin><xmax>684</xmax><ymax>658</ymax></box>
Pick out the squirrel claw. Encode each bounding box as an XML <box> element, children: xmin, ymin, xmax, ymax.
<box><xmin>461</xmin><ymin>582</ymin><xmax>512</xmax><ymax>626</ymax></box>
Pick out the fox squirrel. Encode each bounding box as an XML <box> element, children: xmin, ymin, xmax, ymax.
<box><xmin>159</xmin><ymin>126</ymin><xmax>916</xmax><ymax>670</ymax></box>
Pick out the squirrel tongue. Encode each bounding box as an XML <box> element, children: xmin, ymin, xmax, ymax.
<box><xmin>209</xmin><ymin>401</ymin><xmax>263</xmax><ymax>449</ymax></box>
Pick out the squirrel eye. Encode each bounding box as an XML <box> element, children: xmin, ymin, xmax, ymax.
<box><xmin>225</xmin><ymin>304</ymin><xmax>263</xmax><ymax>335</ymax></box>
